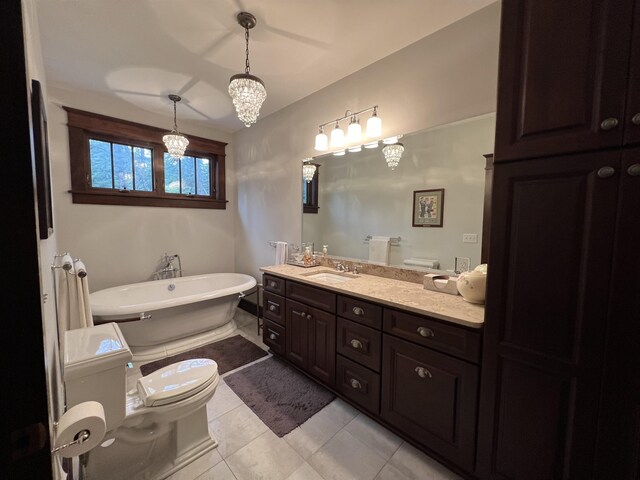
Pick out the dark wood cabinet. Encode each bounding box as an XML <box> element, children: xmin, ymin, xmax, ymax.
<box><xmin>262</xmin><ymin>319</ymin><xmax>286</xmax><ymax>356</ymax></box>
<box><xmin>476</xmin><ymin>152</ymin><xmax>621</xmax><ymax>479</ymax></box>
<box><xmin>381</xmin><ymin>335</ymin><xmax>478</xmax><ymax>471</ymax></box>
<box><xmin>494</xmin><ymin>0</ymin><xmax>636</xmax><ymax>161</ymax></box>
<box><xmin>285</xmin><ymin>299</ymin><xmax>309</xmax><ymax>370</ymax></box>
<box><xmin>625</xmin><ymin>2</ymin><xmax>640</xmax><ymax>146</ymax></box>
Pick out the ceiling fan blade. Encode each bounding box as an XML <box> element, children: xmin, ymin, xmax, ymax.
<box><xmin>263</xmin><ymin>24</ymin><xmax>331</xmax><ymax>50</ymax></box>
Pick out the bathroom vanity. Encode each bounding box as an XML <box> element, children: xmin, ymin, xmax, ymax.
<box><xmin>260</xmin><ymin>264</ymin><xmax>484</xmax><ymax>475</ymax></box>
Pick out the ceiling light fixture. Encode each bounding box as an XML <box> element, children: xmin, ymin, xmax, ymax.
<box><xmin>314</xmin><ymin>106</ymin><xmax>381</xmax><ymax>152</ymax></box>
<box><xmin>229</xmin><ymin>12</ymin><xmax>266</xmax><ymax>127</ymax></box>
<box><xmin>382</xmin><ymin>143</ymin><xmax>404</xmax><ymax>170</ymax></box>
<box><xmin>302</xmin><ymin>159</ymin><xmax>316</xmax><ymax>183</ymax></box>
<box><xmin>364</xmin><ymin>141</ymin><xmax>379</xmax><ymax>149</ymax></box>
<box><xmin>382</xmin><ymin>134</ymin><xmax>403</xmax><ymax>144</ymax></box>
<box><xmin>163</xmin><ymin>94</ymin><xmax>189</xmax><ymax>159</ymax></box>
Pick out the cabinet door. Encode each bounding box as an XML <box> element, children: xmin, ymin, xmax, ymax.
<box><xmin>624</xmin><ymin>2</ymin><xmax>640</xmax><ymax>146</ymax></box>
<box><xmin>381</xmin><ymin>335</ymin><xmax>478</xmax><ymax>471</ymax></box>
<box><xmin>285</xmin><ymin>299</ymin><xmax>308</xmax><ymax>370</ymax></box>
<box><xmin>494</xmin><ymin>0</ymin><xmax>634</xmax><ymax>162</ymax></box>
<box><xmin>476</xmin><ymin>152</ymin><xmax>620</xmax><ymax>479</ymax></box>
<box><xmin>593</xmin><ymin>149</ymin><xmax>640</xmax><ymax>478</ymax></box>
<box><xmin>307</xmin><ymin>306</ymin><xmax>336</xmax><ymax>387</ymax></box>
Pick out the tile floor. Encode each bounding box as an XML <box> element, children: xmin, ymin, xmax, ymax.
<box><xmin>162</xmin><ymin>309</ymin><xmax>464</xmax><ymax>480</ymax></box>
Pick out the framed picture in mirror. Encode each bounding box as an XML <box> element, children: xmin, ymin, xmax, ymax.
<box><xmin>31</xmin><ymin>79</ymin><xmax>53</xmax><ymax>239</ymax></box>
<box><xmin>412</xmin><ymin>188</ymin><xmax>444</xmax><ymax>227</ymax></box>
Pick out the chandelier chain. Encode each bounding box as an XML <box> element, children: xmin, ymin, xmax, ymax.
<box><xmin>245</xmin><ymin>27</ymin><xmax>251</xmax><ymax>74</ymax></box>
<box><xmin>173</xmin><ymin>99</ymin><xmax>178</xmax><ymax>131</ymax></box>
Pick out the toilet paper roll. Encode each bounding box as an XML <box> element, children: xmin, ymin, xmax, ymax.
<box><xmin>55</xmin><ymin>401</ymin><xmax>106</xmax><ymax>457</ymax></box>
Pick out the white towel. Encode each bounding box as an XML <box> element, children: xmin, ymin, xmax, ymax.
<box><xmin>74</xmin><ymin>260</ymin><xmax>94</xmax><ymax>329</ymax></box>
<box><xmin>368</xmin><ymin>236</ymin><xmax>390</xmax><ymax>265</ymax></box>
<box><xmin>403</xmin><ymin>258</ymin><xmax>440</xmax><ymax>269</ymax></box>
<box><xmin>275</xmin><ymin>241</ymin><xmax>288</xmax><ymax>265</ymax></box>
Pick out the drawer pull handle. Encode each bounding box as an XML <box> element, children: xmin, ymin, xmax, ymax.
<box><xmin>628</xmin><ymin>164</ymin><xmax>640</xmax><ymax>177</ymax></box>
<box><xmin>415</xmin><ymin>366</ymin><xmax>432</xmax><ymax>379</ymax></box>
<box><xmin>307</xmin><ymin>314</ymin><xmax>312</xmax><ymax>320</ymax></box>
<box><xmin>269</xmin><ymin>333</ymin><xmax>277</xmax><ymax>340</ymax></box>
<box><xmin>597</xmin><ymin>166</ymin><xmax>615</xmax><ymax>178</ymax></box>
<box><xmin>300</xmin><ymin>311</ymin><xmax>307</xmax><ymax>317</ymax></box>
<box><xmin>600</xmin><ymin>117</ymin><xmax>619</xmax><ymax>130</ymax></box>
<box><xmin>269</xmin><ymin>304</ymin><xmax>277</xmax><ymax>312</ymax></box>
<box><xmin>350</xmin><ymin>339</ymin><xmax>363</xmax><ymax>349</ymax></box>
<box><xmin>632</xmin><ymin>113</ymin><xmax>640</xmax><ymax>125</ymax></box>
<box><xmin>352</xmin><ymin>306</ymin><xmax>365</xmax><ymax>316</ymax></box>
<box><xmin>417</xmin><ymin>326</ymin><xmax>434</xmax><ymax>338</ymax></box>
<box><xmin>350</xmin><ymin>378</ymin><xmax>362</xmax><ymax>390</ymax></box>
<box><xmin>269</xmin><ymin>281</ymin><xmax>277</xmax><ymax>288</ymax></box>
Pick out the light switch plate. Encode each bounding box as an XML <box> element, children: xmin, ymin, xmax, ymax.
<box><xmin>462</xmin><ymin>233</ymin><xmax>478</xmax><ymax>243</ymax></box>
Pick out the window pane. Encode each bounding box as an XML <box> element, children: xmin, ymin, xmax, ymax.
<box><xmin>181</xmin><ymin>156</ymin><xmax>196</xmax><ymax>195</ymax></box>
<box><xmin>89</xmin><ymin>139</ymin><xmax>113</xmax><ymax>188</ymax></box>
<box><xmin>164</xmin><ymin>153</ymin><xmax>181</xmax><ymax>193</ymax></box>
<box><xmin>133</xmin><ymin>147</ymin><xmax>153</xmax><ymax>191</ymax></box>
<box><xmin>196</xmin><ymin>157</ymin><xmax>210</xmax><ymax>195</ymax></box>
<box><xmin>113</xmin><ymin>143</ymin><xmax>133</xmax><ymax>190</ymax></box>
<box><xmin>302</xmin><ymin>180</ymin><xmax>308</xmax><ymax>203</ymax></box>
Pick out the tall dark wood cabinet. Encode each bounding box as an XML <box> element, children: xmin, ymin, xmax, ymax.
<box><xmin>478</xmin><ymin>1</ymin><xmax>640</xmax><ymax>479</ymax></box>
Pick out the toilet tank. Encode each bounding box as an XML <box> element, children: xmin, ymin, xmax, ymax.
<box><xmin>63</xmin><ymin>322</ymin><xmax>133</xmax><ymax>432</ymax></box>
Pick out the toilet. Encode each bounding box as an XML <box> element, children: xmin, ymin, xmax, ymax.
<box><xmin>63</xmin><ymin>322</ymin><xmax>220</xmax><ymax>480</ymax></box>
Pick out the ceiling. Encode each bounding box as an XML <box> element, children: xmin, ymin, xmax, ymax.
<box><xmin>36</xmin><ymin>0</ymin><xmax>496</xmax><ymax>132</ymax></box>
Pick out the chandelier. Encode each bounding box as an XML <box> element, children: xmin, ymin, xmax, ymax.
<box><xmin>229</xmin><ymin>12</ymin><xmax>266</xmax><ymax>127</ymax></box>
<box><xmin>315</xmin><ymin>106</ymin><xmax>381</xmax><ymax>152</ymax></box>
<box><xmin>163</xmin><ymin>94</ymin><xmax>189</xmax><ymax>159</ymax></box>
<box><xmin>302</xmin><ymin>159</ymin><xmax>316</xmax><ymax>183</ymax></box>
<box><xmin>382</xmin><ymin>143</ymin><xmax>404</xmax><ymax>170</ymax></box>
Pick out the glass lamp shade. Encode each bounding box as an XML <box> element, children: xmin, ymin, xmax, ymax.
<box><xmin>382</xmin><ymin>143</ymin><xmax>404</xmax><ymax>170</ymax></box>
<box><xmin>366</xmin><ymin>112</ymin><xmax>382</xmax><ymax>138</ymax></box>
<box><xmin>333</xmin><ymin>150</ymin><xmax>346</xmax><ymax>156</ymax></box>
<box><xmin>302</xmin><ymin>163</ymin><xmax>316</xmax><ymax>183</ymax></box>
<box><xmin>347</xmin><ymin>119</ymin><xmax>362</xmax><ymax>143</ymax></box>
<box><xmin>330</xmin><ymin>124</ymin><xmax>345</xmax><ymax>148</ymax></box>
<box><xmin>228</xmin><ymin>73</ymin><xmax>267</xmax><ymax>127</ymax></box>
<box><xmin>315</xmin><ymin>131</ymin><xmax>328</xmax><ymax>151</ymax></box>
<box><xmin>163</xmin><ymin>132</ymin><xmax>189</xmax><ymax>159</ymax></box>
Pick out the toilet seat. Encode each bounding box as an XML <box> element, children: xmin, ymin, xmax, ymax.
<box><xmin>137</xmin><ymin>358</ymin><xmax>218</xmax><ymax>407</ymax></box>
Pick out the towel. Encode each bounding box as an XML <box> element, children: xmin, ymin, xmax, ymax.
<box><xmin>403</xmin><ymin>258</ymin><xmax>440</xmax><ymax>269</ymax></box>
<box><xmin>368</xmin><ymin>236</ymin><xmax>390</xmax><ymax>265</ymax></box>
<box><xmin>275</xmin><ymin>241</ymin><xmax>288</xmax><ymax>265</ymax></box>
<box><xmin>74</xmin><ymin>260</ymin><xmax>94</xmax><ymax>329</ymax></box>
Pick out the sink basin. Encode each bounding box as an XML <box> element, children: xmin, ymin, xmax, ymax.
<box><xmin>302</xmin><ymin>271</ymin><xmax>358</xmax><ymax>283</ymax></box>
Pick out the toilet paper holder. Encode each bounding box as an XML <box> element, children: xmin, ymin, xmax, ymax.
<box><xmin>51</xmin><ymin>429</ymin><xmax>90</xmax><ymax>454</ymax></box>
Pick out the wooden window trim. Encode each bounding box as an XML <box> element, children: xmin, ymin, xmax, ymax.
<box><xmin>303</xmin><ymin>164</ymin><xmax>320</xmax><ymax>214</ymax></box>
<box><xmin>64</xmin><ymin>106</ymin><xmax>227</xmax><ymax>209</ymax></box>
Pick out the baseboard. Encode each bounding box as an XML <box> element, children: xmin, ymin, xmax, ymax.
<box><xmin>239</xmin><ymin>298</ymin><xmax>262</xmax><ymax>317</ymax></box>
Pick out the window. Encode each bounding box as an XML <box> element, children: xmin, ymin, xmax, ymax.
<box><xmin>302</xmin><ymin>164</ymin><xmax>319</xmax><ymax>214</ymax></box>
<box><xmin>65</xmin><ymin>107</ymin><xmax>227</xmax><ymax>209</ymax></box>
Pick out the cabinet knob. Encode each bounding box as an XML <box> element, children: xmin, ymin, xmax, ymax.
<box><xmin>300</xmin><ymin>311</ymin><xmax>307</xmax><ymax>317</ymax></box>
<box><xmin>269</xmin><ymin>304</ymin><xmax>277</xmax><ymax>312</ymax></box>
<box><xmin>632</xmin><ymin>113</ymin><xmax>640</xmax><ymax>125</ymax></box>
<box><xmin>352</xmin><ymin>306</ymin><xmax>365</xmax><ymax>316</ymax></box>
<box><xmin>628</xmin><ymin>164</ymin><xmax>640</xmax><ymax>177</ymax></box>
<box><xmin>269</xmin><ymin>281</ymin><xmax>277</xmax><ymax>288</ymax></box>
<box><xmin>417</xmin><ymin>326</ymin><xmax>434</xmax><ymax>338</ymax></box>
<box><xmin>350</xmin><ymin>378</ymin><xmax>362</xmax><ymax>390</ymax></box>
<box><xmin>269</xmin><ymin>333</ymin><xmax>277</xmax><ymax>340</ymax></box>
<box><xmin>307</xmin><ymin>314</ymin><xmax>312</xmax><ymax>320</ymax></box>
<box><xmin>415</xmin><ymin>366</ymin><xmax>432</xmax><ymax>379</ymax></box>
<box><xmin>350</xmin><ymin>339</ymin><xmax>363</xmax><ymax>349</ymax></box>
<box><xmin>600</xmin><ymin>117</ymin><xmax>619</xmax><ymax>130</ymax></box>
<box><xmin>597</xmin><ymin>166</ymin><xmax>616</xmax><ymax>178</ymax></box>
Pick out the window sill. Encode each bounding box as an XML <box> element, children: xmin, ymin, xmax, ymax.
<box><xmin>69</xmin><ymin>190</ymin><xmax>227</xmax><ymax>209</ymax></box>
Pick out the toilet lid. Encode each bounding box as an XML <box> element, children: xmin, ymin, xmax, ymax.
<box><xmin>137</xmin><ymin>358</ymin><xmax>218</xmax><ymax>407</ymax></box>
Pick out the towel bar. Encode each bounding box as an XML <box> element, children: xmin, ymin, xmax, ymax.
<box><xmin>364</xmin><ymin>235</ymin><xmax>401</xmax><ymax>246</ymax></box>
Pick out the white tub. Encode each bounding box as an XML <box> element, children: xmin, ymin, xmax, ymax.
<box><xmin>90</xmin><ymin>273</ymin><xmax>256</xmax><ymax>362</ymax></box>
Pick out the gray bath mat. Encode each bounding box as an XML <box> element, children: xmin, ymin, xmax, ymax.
<box><xmin>225</xmin><ymin>356</ymin><xmax>336</xmax><ymax>437</ymax></box>
<box><xmin>140</xmin><ymin>335</ymin><xmax>268</xmax><ymax>376</ymax></box>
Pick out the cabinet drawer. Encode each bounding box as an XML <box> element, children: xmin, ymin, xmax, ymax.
<box><xmin>286</xmin><ymin>280</ymin><xmax>336</xmax><ymax>313</ymax></box>
<box><xmin>336</xmin><ymin>355</ymin><xmax>380</xmax><ymax>414</ymax></box>
<box><xmin>337</xmin><ymin>295</ymin><xmax>382</xmax><ymax>329</ymax></box>
<box><xmin>381</xmin><ymin>334</ymin><xmax>478</xmax><ymax>470</ymax></box>
<box><xmin>263</xmin><ymin>274</ymin><xmax>285</xmax><ymax>296</ymax></box>
<box><xmin>383</xmin><ymin>309</ymin><xmax>480</xmax><ymax>363</ymax></box>
<box><xmin>337</xmin><ymin>317</ymin><xmax>381</xmax><ymax>372</ymax></box>
<box><xmin>263</xmin><ymin>291</ymin><xmax>285</xmax><ymax>326</ymax></box>
<box><xmin>263</xmin><ymin>319</ymin><xmax>285</xmax><ymax>356</ymax></box>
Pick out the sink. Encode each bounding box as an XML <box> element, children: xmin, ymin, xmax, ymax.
<box><xmin>302</xmin><ymin>271</ymin><xmax>358</xmax><ymax>283</ymax></box>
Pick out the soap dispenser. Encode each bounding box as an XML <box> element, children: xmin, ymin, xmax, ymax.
<box><xmin>303</xmin><ymin>246</ymin><xmax>313</xmax><ymax>266</ymax></box>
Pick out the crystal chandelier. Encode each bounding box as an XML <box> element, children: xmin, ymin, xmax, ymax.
<box><xmin>229</xmin><ymin>12</ymin><xmax>266</xmax><ymax>127</ymax></box>
<box><xmin>302</xmin><ymin>159</ymin><xmax>316</xmax><ymax>183</ymax></box>
<box><xmin>163</xmin><ymin>94</ymin><xmax>189</xmax><ymax>159</ymax></box>
<box><xmin>382</xmin><ymin>143</ymin><xmax>404</xmax><ymax>170</ymax></box>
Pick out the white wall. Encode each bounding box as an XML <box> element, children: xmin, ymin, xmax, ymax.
<box><xmin>47</xmin><ymin>86</ymin><xmax>235</xmax><ymax>291</ymax></box>
<box><xmin>233</xmin><ymin>3</ymin><xmax>500</xmax><ymax>280</ymax></box>
<box><xmin>306</xmin><ymin>114</ymin><xmax>495</xmax><ymax>271</ymax></box>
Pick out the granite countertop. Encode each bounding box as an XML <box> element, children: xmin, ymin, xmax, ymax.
<box><xmin>260</xmin><ymin>264</ymin><xmax>484</xmax><ymax>329</ymax></box>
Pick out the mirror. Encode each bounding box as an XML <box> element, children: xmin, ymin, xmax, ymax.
<box><xmin>302</xmin><ymin>113</ymin><xmax>495</xmax><ymax>273</ymax></box>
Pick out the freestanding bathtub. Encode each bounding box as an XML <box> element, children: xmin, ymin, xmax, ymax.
<box><xmin>90</xmin><ymin>273</ymin><xmax>257</xmax><ymax>362</ymax></box>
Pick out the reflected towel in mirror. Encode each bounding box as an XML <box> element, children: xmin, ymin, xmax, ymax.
<box><xmin>275</xmin><ymin>241</ymin><xmax>288</xmax><ymax>265</ymax></box>
<box><xmin>368</xmin><ymin>236</ymin><xmax>390</xmax><ymax>265</ymax></box>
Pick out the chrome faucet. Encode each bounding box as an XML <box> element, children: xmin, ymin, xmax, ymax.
<box><xmin>153</xmin><ymin>253</ymin><xmax>182</xmax><ymax>280</ymax></box>
<box><xmin>336</xmin><ymin>263</ymin><xmax>349</xmax><ymax>272</ymax></box>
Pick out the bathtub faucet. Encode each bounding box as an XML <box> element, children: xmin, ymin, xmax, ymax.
<box><xmin>153</xmin><ymin>253</ymin><xmax>182</xmax><ymax>280</ymax></box>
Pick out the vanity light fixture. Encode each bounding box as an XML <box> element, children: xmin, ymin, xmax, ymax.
<box><xmin>302</xmin><ymin>159</ymin><xmax>316</xmax><ymax>183</ymax></box>
<box><xmin>348</xmin><ymin>145</ymin><xmax>362</xmax><ymax>153</ymax></box>
<box><xmin>382</xmin><ymin>142</ymin><xmax>404</xmax><ymax>170</ymax></box>
<box><xmin>333</xmin><ymin>149</ymin><xmax>346</xmax><ymax>156</ymax></box>
<box><xmin>382</xmin><ymin>134</ymin><xmax>403</xmax><ymax>144</ymax></box>
<box><xmin>314</xmin><ymin>105</ymin><xmax>381</xmax><ymax>151</ymax></box>
<box><xmin>228</xmin><ymin>12</ymin><xmax>266</xmax><ymax>127</ymax></box>
<box><xmin>364</xmin><ymin>141</ymin><xmax>379</xmax><ymax>149</ymax></box>
<box><xmin>163</xmin><ymin>94</ymin><xmax>189</xmax><ymax>159</ymax></box>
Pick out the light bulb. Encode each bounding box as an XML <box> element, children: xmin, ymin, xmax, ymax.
<box><xmin>330</xmin><ymin>123</ymin><xmax>345</xmax><ymax>148</ymax></box>
<box><xmin>366</xmin><ymin>109</ymin><xmax>382</xmax><ymax>138</ymax></box>
<box><xmin>347</xmin><ymin>117</ymin><xmax>362</xmax><ymax>143</ymax></box>
<box><xmin>315</xmin><ymin>127</ymin><xmax>328</xmax><ymax>151</ymax></box>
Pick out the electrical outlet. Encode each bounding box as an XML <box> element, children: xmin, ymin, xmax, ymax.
<box><xmin>462</xmin><ymin>233</ymin><xmax>478</xmax><ymax>243</ymax></box>
<box><xmin>455</xmin><ymin>256</ymin><xmax>471</xmax><ymax>273</ymax></box>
